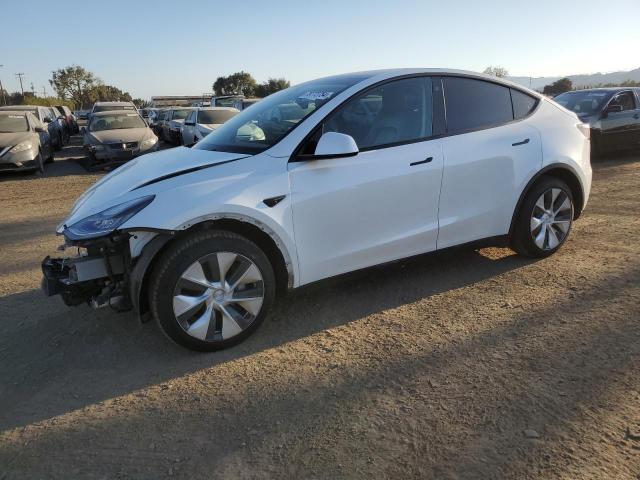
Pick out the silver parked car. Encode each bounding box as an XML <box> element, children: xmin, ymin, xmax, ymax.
<box><xmin>0</xmin><ymin>105</ymin><xmax>64</xmax><ymax>151</ymax></box>
<box><xmin>0</xmin><ymin>111</ymin><xmax>53</xmax><ymax>174</ymax></box>
<box><xmin>83</xmin><ymin>110</ymin><xmax>158</xmax><ymax>163</ymax></box>
<box><xmin>161</xmin><ymin>107</ymin><xmax>194</xmax><ymax>144</ymax></box>
<box><xmin>180</xmin><ymin>107</ymin><xmax>239</xmax><ymax>146</ymax></box>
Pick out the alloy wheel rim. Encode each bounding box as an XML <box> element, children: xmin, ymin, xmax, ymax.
<box><xmin>530</xmin><ymin>188</ymin><xmax>573</xmax><ymax>250</ymax></box>
<box><xmin>172</xmin><ymin>252</ymin><xmax>264</xmax><ymax>341</ymax></box>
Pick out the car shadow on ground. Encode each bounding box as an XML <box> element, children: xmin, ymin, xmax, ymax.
<box><xmin>2</xmin><ymin>258</ymin><xmax>638</xmax><ymax>478</ymax></box>
<box><xmin>0</xmin><ymin>245</ymin><xmax>532</xmax><ymax>431</ymax></box>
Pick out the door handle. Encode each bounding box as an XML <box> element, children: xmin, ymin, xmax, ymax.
<box><xmin>512</xmin><ymin>138</ymin><xmax>530</xmax><ymax>146</ymax></box>
<box><xmin>410</xmin><ymin>156</ymin><xmax>433</xmax><ymax>166</ymax></box>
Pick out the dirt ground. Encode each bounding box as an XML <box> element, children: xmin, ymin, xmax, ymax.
<box><xmin>0</xmin><ymin>136</ymin><xmax>638</xmax><ymax>479</ymax></box>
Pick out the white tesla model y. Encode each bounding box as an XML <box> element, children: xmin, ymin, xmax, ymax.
<box><xmin>42</xmin><ymin>69</ymin><xmax>592</xmax><ymax>351</ymax></box>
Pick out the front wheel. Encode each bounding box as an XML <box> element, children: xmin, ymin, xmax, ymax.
<box><xmin>511</xmin><ymin>177</ymin><xmax>574</xmax><ymax>258</ymax></box>
<box><xmin>149</xmin><ymin>230</ymin><xmax>276</xmax><ymax>351</ymax></box>
<box><xmin>33</xmin><ymin>150</ymin><xmax>44</xmax><ymax>175</ymax></box>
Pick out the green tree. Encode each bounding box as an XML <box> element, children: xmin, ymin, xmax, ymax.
<box><xmin>213</xmin><ymin>71</ymin><xmax>257</xmax><ymax>96</ymax></box>
<box><xmin>49</xmin><ymin>65</ymin><xmax>100</xmax><ymax>108</ymax></box>
<box><xmin>542</xmin><ymin>78</ymin><xmax>573</xmax><ymax>96</ymax></box>
<box><xmin>133</xmin><ymin>98</ymin><xmax>152</xmax><ymax>108</ymax></box>
<box><xmin>86</xmin><ymin>84</ymin><xmax>133</xmax><ymax>103</ymax></box>
<box><xmin>483</xmin><ymin>66</ymin><xmax>509</xmax><ymax>78</ymax></box>
<box><xmin>254</xmin><ymin>78</ymin><xmax>290</xmax><ymax>97</ymax></box>
<box><xmin>23</xmin><ymin>96</ymin><xmax>73</xmax><ymax>108</ymax></box>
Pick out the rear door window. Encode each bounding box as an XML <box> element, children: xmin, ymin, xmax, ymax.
<box><xmin>443</xmin><ymin>77</ymin><xmax>513</xmax><ymax>133</ymax></box>
<box><xmin>511</xmin><ymin>89</ymin><xmax>538</xmax><ymax>119</ymax></box>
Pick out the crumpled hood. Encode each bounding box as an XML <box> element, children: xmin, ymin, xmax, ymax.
<box><xmin>59</xmin><ymin>147</ymin><xmax>248</xmax><ymax>231</ymax></box>
<box><xmin>88</xmin><ymin>128</ymin><xmax>152</xmax><ymax>144</ymax></box>
<box><xmin>0</xmin><ymin>132</ymin><xmax>33</xmax><ymax>150</ymax></box>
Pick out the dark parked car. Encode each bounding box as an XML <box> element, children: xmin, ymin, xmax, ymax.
<box><xmin>56</xmin><ymin>105</ymin><xmax>79</xmax><ymax>135</ymax></box>
<box><xmin>82</xmin><ymin>110</ymin><xmax>158</xmax><ymax>163</ymax></box>
<box><xmin>554</xmin><ymin>88</ymin><xmax>640</xmax><ymax>154</ymax></box>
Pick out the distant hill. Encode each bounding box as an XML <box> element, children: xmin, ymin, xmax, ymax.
<box><xmin>508</xmin><ymin>68</ymin><xmax>640</xmax><ymax>91</ymax></box>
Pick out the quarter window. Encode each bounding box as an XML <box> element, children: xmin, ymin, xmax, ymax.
<box><xmin>301</xmin><ymin>77</ymin><xmax>433</xmax><ymax>154</ymax></box>
<box><xmin>443</xmin><ymin>77</ymin><xmax>513</xmax><ymax>133</ymax></box>
<box><xmin>609</xmin><ymin>92</ymin><xmax>636</xmax><ymax>111</ymax></box>
<box><xmin>511</xmin><ymin>89</ymin><xmax>538</xmax><ymax>119</ymax></box>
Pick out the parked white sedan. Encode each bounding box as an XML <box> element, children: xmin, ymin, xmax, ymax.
<box><xmin>180</xmin><ymin>107</ymin><xmax>239</xmax><ymax>146</ymax></box>
<box><xmin>43</xmin><ymin>69</ymin><xmax>592</xmax><ymax>351</ymax></box>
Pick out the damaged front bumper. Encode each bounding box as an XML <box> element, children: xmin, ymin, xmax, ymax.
<box><xmin>42</xmin><ymin>230</ymin><xmax>173</xmax><ymax>317</ymax></box>
<box><xmin>41</xmin><ymin>234</ymin><xmax>131</xmax><ymax>310</ymax></box>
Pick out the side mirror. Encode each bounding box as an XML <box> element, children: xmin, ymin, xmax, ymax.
<box><xmin>606</xmin><ymin>104</ymin><xmax>623</xmax><ymax>113</ymax></box>
<box><xmin>313</xmin><ymin>132</ymin><xmax>359</xmax><ymax>159</ymax></box>
<box><xmin>602</xmin><ymin>104</ymin><xmax>623</xmax><ymax>118</ymax></box>
<box><xmin>43</xmin><ymin>117</ymin><xmax>53</xmax><ymax>123</ymax></box>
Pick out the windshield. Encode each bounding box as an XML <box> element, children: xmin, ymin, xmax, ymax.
<box><xmin>198</xmin><ymin>110</ymin><xmax>238</xmax><ymax>124</ymax></box>
<box><xmin>171</xmin><ymin>109</ymin><xmax>192</xmax><ymax>120</ymax></box>
<box><xmin>553</xmin><ymin>90</ymin><xmax>614</xmax><ymax>116</ymax></box>
<box><xmin>94</xmin><ymin>105</ymin><xmax>136</xmax><ymax>113</ymax></box>
<box><xmin>89</xmin><ymin>113</ymin><xmax>146</xmax><ymax>131</ymax></box>
<box><xmin>0</xmin><ymin>114</ymin><xmax>29</xmax><ymax>133</ymax></box>
<box><xmin>194</xmin><ymin>75</ymin><xmax>368</xmax><ymax>154</ymax></box>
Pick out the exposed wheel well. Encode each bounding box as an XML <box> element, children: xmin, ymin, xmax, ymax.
<box><xmin>135</xmin><ymin>218</ymin><xmax>291</xmax><ymax>317</ymax></box>
<box><xmin>509</xmin><ymin>165</ymin><xmax>585</xmax><ymax>238</ymax></box>
<box><xmin>189</xmin><ymin>219</ymin><xmax>290</xmax><ymax>295</ymax></box>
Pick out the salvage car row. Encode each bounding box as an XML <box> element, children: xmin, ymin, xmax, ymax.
<box><xmin>3</xmin><ymin>86</ymin><xmax>638</xmax><ymax>175</ymax></box>
<box><xmin>0</xmin><ymin>104</ymin><xmax>78</xmax><ymax>173</ymax></box>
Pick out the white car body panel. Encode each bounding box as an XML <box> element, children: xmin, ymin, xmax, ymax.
<box><xmin>288</xmin><ymin>140</ymin><xmax>444</xmax><ymax>285</ymax></box>
<box><xmin>437</xmin><ymin>122</ymin><xmax>542</xmax><ymax>249</ymax></box>
<box><xmin>57</xmin><ymin>68</ymin><xmax>591</xmax><ymax>293</ymax></box>
<box><xmin>532</xmin><ymin>100</ymin><xmax>592</xmax><ymax>207</ymax></box>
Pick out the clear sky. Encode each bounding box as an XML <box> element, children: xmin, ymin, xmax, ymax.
<box><xmin>2</xmin><ymin>0</ymin><xmax>639</xmax><ymax>99</ymax></box>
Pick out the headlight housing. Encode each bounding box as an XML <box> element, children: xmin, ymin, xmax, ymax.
<box><xmin>10</xmin><ymin>142</ymin><xmax>33</xmax><ymax>153</ymax></box>
<box><xmin>65</xmin><ymin>195</ymin><xmax>155</xmax><ymax>240</ymax></box>
<box><xmin>88</xmin><ymin>144</ymin><xmax>105</xmax><ymax>151</ymax></box>
<box><xmin>141</xmin><ymin>137</ymin><xmax>158</xmax><ymax>147</ymax></box>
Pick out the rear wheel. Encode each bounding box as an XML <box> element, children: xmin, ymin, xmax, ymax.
<box><xmin>54</xmin><ymin>132</ymin><xmax>63</xmax><ymax>151</ymax></box>
<box><xmin>511</xmin><ymin>177</ymin><xmax>574</xmax><ymax>258</ymax></box>
<box><xmin>149</xmin><ymin>230</ymin><xmax>276</xmax><ymax>351</ymax></box>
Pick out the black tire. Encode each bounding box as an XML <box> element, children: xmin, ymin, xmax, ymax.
<box><xmin>46</xmin><ymin>145</ymin><xmax>55</xmax><ymax>163</ymax></box>
<box><xmin>32</xmin><ymin>150</ymin><xmax>44</xmax><ymax>175</ymax></box>
<box><xmin>53</xmin><ymin>132</ymin><xmax>63</xmax><ymax>151</ymax></box>
<box><xmin>149</xmin><ymin>230</ymin><xmax>276</xmax><ymax>351</ymax></box>
<box><xmin>511</xmin><ymin>176</ymin><xmax>574</xmax><ymax>258</ymax></box>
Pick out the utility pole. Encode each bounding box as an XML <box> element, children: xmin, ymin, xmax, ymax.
<box><xmin>0</xmin><ymin>65</ymin><xmax>5</xmax><ymax>106</ymax></box>
<box><xmin>15</xmin><ymin>73</ymin><xmax>25</xmax><ymax>96</ymax></box>
<box><xmin>42</xmin><ymin>86</ymin><xmax>47</xmax><ymax>97</ymax></box>
<box><xmin>30</xmin><ymin>82</ymin><xmax>35</xmax><ymax>96</ymax></box>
